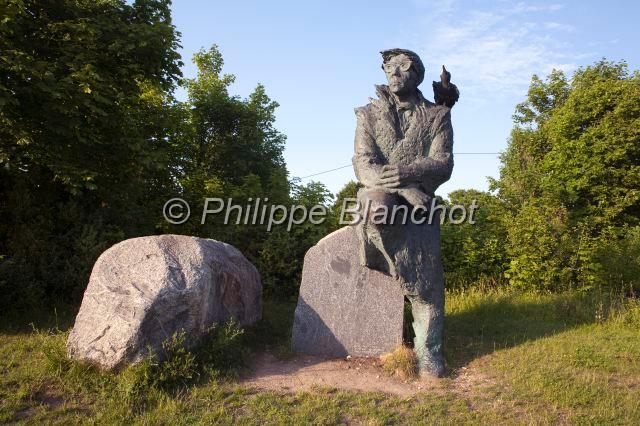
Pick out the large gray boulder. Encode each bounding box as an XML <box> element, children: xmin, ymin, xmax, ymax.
<box><xmin>292</xmin><ymin>226</ymin><xmax>404</xmax><ymax>357</ymax></box>
<box><xmin>67</xmin><ymin>234</ymin><xmax>261</xmax><ymax>370</ymax></box>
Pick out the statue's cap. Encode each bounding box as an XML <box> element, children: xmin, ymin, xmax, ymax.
<box><xmin>380</xmin><ymin>48</ymin><xmax>425</xmax><ymax>86</ymax></box>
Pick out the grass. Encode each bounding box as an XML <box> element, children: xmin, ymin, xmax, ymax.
<box><xmin>380</xmin><ymin>345</ymin><xmax>419</xmax><ymax>380</ymax></box>
<box><xmin>1</xmin><ymin>289</ymin><xmax>639</xmax><ymax>424</ymax></box>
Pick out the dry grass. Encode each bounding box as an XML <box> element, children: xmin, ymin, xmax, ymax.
<box><xmin>380</xmin><ymin>345</ymin><xmax>419</xmax><ymax>380</ymax></box>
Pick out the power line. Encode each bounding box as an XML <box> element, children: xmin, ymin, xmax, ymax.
<box><xmin>298</xmin><ymin>152</ymin><xmax>501</xmax><ymax>179</ymax></box>
<box><xmin>299</xmin><ymin>165</ymin><xmax>352</xmax><ymax>179</ymax></box>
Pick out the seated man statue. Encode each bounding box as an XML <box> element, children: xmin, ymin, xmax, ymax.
<box><xmin>352</xmin><ymin>48</ymin><xmax>458</xmax><ymax>377</ymax></box>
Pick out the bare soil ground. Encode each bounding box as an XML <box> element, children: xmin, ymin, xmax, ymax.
<box><xmin>240</xmin><ymin>350</ymin><xmax>490</xmax><ymax>397</ymax></box>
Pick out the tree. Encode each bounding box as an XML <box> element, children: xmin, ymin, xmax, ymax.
<box><xmin>166</xmin><ymin>46</ymin><xmax>291</xmax><ymax>261</ymax></box>
<box><xmin>493</xmin><ymin>60</ymin><xmax>640</xmax><ymax>291</ymax></box>
<box><xmin>0</xmin><ymin>0</ymin><xmax>182</xmax><ymax>194</ymax></box>
<box><xmin>258</xmin><ymin>179</ymin><xmax>334</xmax><ymax>299</ymax></box>
<box><xmin>440</xmin><ymin>190</ymin><xmax>509</xmax><ymax>289</ymax></box>
<box><xmin>328</xmin><ymin>180</ymin><xmax>363</xmax><ymax>229</ymax></box>
<box><xmin>0</xmin><ymin>0</ymin><xmax>183</xmax><ymax>307</ymax></box>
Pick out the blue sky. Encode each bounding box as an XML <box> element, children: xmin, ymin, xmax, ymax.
<box><xmin>171</xmin><ymin>0</ymin><xmax>639</xmax><ymax>196</ymax></box>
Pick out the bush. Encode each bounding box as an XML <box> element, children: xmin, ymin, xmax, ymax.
<box><xmin>441</xmin><ymin>190</ymin><xmax>509</xmax><ymax>289</ymax></box>
<box><xmin>592</xmin><ymin>227</ymin><xmax>640</xmax><ymax>294</ymax></box>
<box><xmin>493</xmin><ymin>61</ymin><xmax>640</xmax><ymax>291</ymax></box>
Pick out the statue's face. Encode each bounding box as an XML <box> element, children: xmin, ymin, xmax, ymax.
<box><xmin>383</xmin><ymin>53</ymin><xmax>418</xmax><ymax>95</ymax></box>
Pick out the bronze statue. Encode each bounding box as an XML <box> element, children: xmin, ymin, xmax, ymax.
<box><xmin>352</xmin><ymin>48</ymin><xmax>458</xmax><ymax>377</ymax></box>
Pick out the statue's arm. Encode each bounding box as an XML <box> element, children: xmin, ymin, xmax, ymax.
<box><xmin>410</xmin><ymin>108</ymin><xmax>454</xmax><ymax>190</ymax></box>
<box><xmin>352</xmin><ymin>106</ymin><xmax>384</xmax><ymax>187</ymax></box>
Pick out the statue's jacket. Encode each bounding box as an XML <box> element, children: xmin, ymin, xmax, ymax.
<box><xmin>351</xmin><ymin>84</ymin><xmax>454</xmax><ymax>297</ymax></box>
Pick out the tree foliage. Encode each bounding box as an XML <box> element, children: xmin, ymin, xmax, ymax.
<box><xmin>494</xmin><ymin>60</ymin><xmax>640</xmax><ymax>291</ymax></box>
<box><xmin>441</xmin><ymin>190</ymin><xmax>509</xmax><ymax>289</ymax></box>
<box><xmin>0</xmin><ymin>0</ymin><xmax>183</xmax><ymax>307</ymax></box>
<box><xmin>165</xmin><ymin>46</ymin><xmax>291</xmax><ymax>266</ymax></box>
<box><xmin>0</xmin><ymin>2</ymin><xmax>334</xmax><ymax>306</ymax></box>
<box><xmin>258</xmin><ymin>179</ymin><xmax>334</xmax><ymax>299</ymax></box>
<box><xmin>2</xmin><ymin>0</ymin><xmax>638</xmax><ymax>308</ymax></box>
<box><xmin>0</xmin><ymin>0</ymin><xmax>182</xmax><ymax>193</ymax></box>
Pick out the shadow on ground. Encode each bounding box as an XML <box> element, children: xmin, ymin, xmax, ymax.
<box><xmin>444</xmin><ymin>291</ymin><xmax>599</xmax><ymax>370</ymax></box>
<box><xmin>249</xmin><ymin>292</ymin><xmax>602</xmax><ymax>380</ymax></box>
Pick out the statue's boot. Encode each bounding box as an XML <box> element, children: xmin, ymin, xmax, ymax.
<box><xmin>409</xmin><ymin>295</ymin><xmax>445</xmax><ymax>377</ymax></box>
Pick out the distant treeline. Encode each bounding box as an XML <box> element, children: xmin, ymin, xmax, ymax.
<box><xmin>1</xmin><ymin>1</ymin><xmax>638</xmax><ymax>310</ymax></box>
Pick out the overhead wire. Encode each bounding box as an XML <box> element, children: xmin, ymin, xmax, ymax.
<box><xmin>298</xmin><ymin>152</ymin><xmax>501</xmax><ymax>179</ymax></box>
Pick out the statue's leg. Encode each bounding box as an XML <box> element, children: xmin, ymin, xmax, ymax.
<box><xmin>356</xmin><ymin>188</ymin><xmax>401</xmax><ymax>277</ymax></box>
<box><xmin>408</xmin><ymin>285</ymin><xmax>445</xmax><ymax>377</ymax></box>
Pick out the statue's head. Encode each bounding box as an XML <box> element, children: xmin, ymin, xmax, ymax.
<box><xmin>380</xmin><ymin>48</ymin><xmax>424</xmax><ymax>95</ymax></box>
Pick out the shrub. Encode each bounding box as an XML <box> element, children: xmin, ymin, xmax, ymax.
<box><xmin>591</xmin><ymin>227</ymin><xmax>640</xmax><ymax>294</ymax></box>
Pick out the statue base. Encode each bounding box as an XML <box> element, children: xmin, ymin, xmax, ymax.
<box><xmin>292</xmin><ymin>226</ymin><xmax>404</xmax><ymax>357</ymax></box>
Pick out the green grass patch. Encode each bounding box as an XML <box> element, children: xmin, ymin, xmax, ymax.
<box><xmin>1</xmin><ymin>290</ymin><xmax>639</xmax><ymax>424</ymax></box>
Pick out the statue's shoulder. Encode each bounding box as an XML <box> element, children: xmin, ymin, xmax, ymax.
<box><xmin>423</xmin><ymin>102</ymin><xmax>451</xmax><ymax>122</ymax></box>
<box><xmin>354</xmin><ymin>103</ymin><xmax>374</xmax><ymax>118</ymax></box>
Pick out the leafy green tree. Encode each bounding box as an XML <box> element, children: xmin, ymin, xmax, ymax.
<box><xmin>493</xmin><ymin>60</ymin><xmax>640</xmax><ymax>291</ymax></box>
<box><xmin>592</xmin><ymin>226</ymin><xmax>640</xmax><ymax>294</ymax></box>
<box><xmin>163</xmin><ymin>45</ymin><xmax>329</xmax><ymax>300</ymax></box>
<box><xmin>327</xmin><ymin>180</ymin><xmax>363</xmax><ymax>229</ymax></box>
<box><xmin>176</xmin><ymin>46</ymin><xmax>288</xmax><ymax>203</ymax></box>
<box><xmin>165</xmin><ymin>46</ymin><xmax>291</xmax><ymax>264</ymax></box>
<box><xmin>440</xmin><ymin>190</ymin><xmax>509</xmax><ymax>289</ymax></box>
<box><xmin>258</xmin><ymin>180</ymin><xmax>334</xmax><ymax>299</ymax></box>
<box><xmin>0</xmin><ymin>0</ymin><xmax>183</xmax><ymax>307</ymax></box>
<box><xmin>0</xmin><ymin>0</ymin><xmax>182</xmax><ymax>194</ymax></box>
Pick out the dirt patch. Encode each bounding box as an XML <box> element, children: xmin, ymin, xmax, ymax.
<box><xmin>241</xmin><ymin>350</ymin><xmax>448</xmax><ymax>397</ymax></box>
